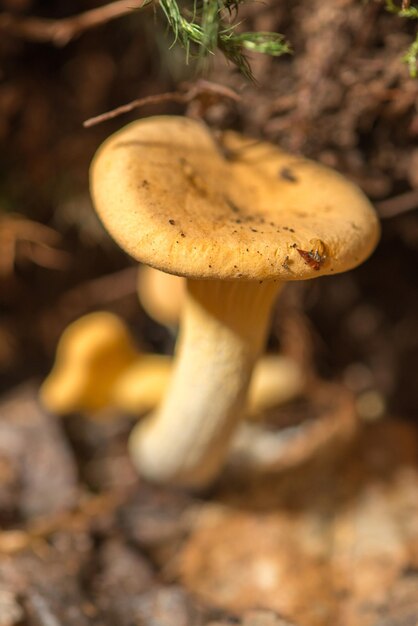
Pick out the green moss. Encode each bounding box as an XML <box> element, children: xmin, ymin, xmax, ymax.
<box><xmin>146</xmin><ymin>0</ymin><xmax>290</xmax><ymax>79</ymax></box>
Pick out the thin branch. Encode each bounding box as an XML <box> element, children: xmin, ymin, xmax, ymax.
<box><xmin>0</xmin><ymin>488</ymin><xmax>134</xmax><ymax>555</ymax></box>
<box><xmin>84</xmin><ymin>92</ymin><xmax>186</xmax><ymax>128</ymax></box>
<box><xmin>0</xmin><ymin>0</ymin><xmax>147</xmax><ymax>46</ymax></box>
<box><xmin>83</xmin><ymin>79</ymin><xmax>241</xmax><ymax>127</ymax></box>
<box><xmin>0</xmin><ymin>214</ymin><xmax>70</xmax><ymax>276</ymax></box>
<box><xmin>376</xmin><ymin>188</ymin><xmax>418</xmax><ymax>218</ymax></box>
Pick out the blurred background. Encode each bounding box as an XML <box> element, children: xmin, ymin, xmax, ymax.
<box><xmin>1</xmin><ymin>2</ymin><xmax>418</xmax><ymax>625</ymax></box>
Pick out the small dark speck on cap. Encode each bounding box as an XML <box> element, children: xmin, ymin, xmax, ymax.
<box><xmin>169</xmin><ymin>219</ymin><xmax>175</xmax><ymax>225</ymax></box>
<box><xmin>225</xmin><ymin>197</ymin><xmax>241</xmax><ymax>213</ymax></box>
<box><xmin>251</xmin><ymin>228</ymin><xmax>258</xmax><ymax>233</ymax></box>
<box><xmin>180</xmin><ymin>232</ymin><xmax>186</xmax><ymax>238</ymax></box>
<box><xmin>290</xmin><ymin>243</ymin><xmax>297</xmax><ymax>248</ymax></box>
<box><xmin>279</xmin><ymin>167</ymin><xmax>298</xmax><ymax>183</ymax></box>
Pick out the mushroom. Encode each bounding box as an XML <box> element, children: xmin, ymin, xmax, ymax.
<box><xmin>112</xmin><ymin>354</ymin><xmax>172</xmax><ymax>415</ymax></box>
<box><xmin>246</xmin><ymin>354</ymin><xmax>305</xmax><ymax>418</ymax></box>
<box><xmin>40</xmin><ymin>312</ymin><xmax>143</xmax><ymax>415</ymax></box>
<box><xmin>90</xmin><ymin>116</ymin><xmax>380</xmax><ymax>488</ymax></box>
<box><xmin>137</xmin><ymin>265</ymin><xmax>185</xmax><ymax>327</ymax></box>
<box><xmin>113</xmin><ymin>352</ymin><xmax>305</xmax><ymax>419</ymax></box>
<box><xmin>137</xmin><ymin>266</ymin><xmax>305</xmax><ymax>414</ymax></box>
<box><xmin>40</xmin><ymin>310</ymin><xmax>302</xmax><ymax>420</ymax></box>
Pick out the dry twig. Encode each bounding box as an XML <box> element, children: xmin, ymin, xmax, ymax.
<box><xmin>0</xmin><ymin>0</ymin><xmax>145</xmax><ymax>46</ymax></box>
<box><xmin>83</xmin><ymin>79</ymin><xmax>242</xmax><ymax>128</ymax></box>
<box><xmin>376</xmin><ymin>188</ymin><xmax>418</xmax><ymax>218</ymax></box>
<box><xmin>0</xmin><ymin>214</ymin><xmax>70</xmax><ymax>276</ymax></box>
<box><xmin>0</xmin><ymin>489</ymin><xmax>133</xmax><ymax>555</ymax></box>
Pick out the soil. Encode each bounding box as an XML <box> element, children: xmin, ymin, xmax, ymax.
<box><xmin>0</xmin><ymin>1</ymin><xmax>418</xmax><ymax>625</ymax></box>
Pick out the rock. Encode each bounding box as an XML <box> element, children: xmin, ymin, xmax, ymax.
<box><xmin>0</xmin><ymin>384</ymin><xmax>78</xmax><ymax>521</ymax></box>
<box><xmin>92</xmin><ymin>537</ymin><xmax>154</xmax><ymax>623</ymax></box>
<box><xmin>0</xmin><ymin>588</ymin><xmax>24</xmax><ymax>626</ymax></box>
<box><xmin>131</xmin><ymin>586</ymin><xmax>203</xmax><ymax>626</ymax></box>
<box><xmin>0</xmin><ymin>530</ymin><xmax>93</xmax><ymax>626</ymax></box>
<box><xmin>243</xmin><ymin>610</ymin><xmax>298</xmax><ymax>626</ymax></box>
<box><xmin>120</xmin><ymin>484</ymin><xmax>194</xmax><ymax>549</ymax></box>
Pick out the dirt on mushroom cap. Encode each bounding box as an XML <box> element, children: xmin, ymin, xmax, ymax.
<box><xmin>91</xmin><ymin>116</ymin><xmax>380</xmax><ymax>282</ymax></box>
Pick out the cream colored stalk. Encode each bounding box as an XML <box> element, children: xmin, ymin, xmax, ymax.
<box><xmin>129</xmin><ymin>279</ymin><xmax>280</xmax><ymax>488</ymax></box>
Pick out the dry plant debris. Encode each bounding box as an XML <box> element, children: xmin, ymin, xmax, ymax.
<box><xmin>0</xmin><ymin>384</ymin><xmax>78</xmax><ymax>522</ymax></box>
<box><xmin>178</xmin><ymin>420</ymin><xmax>418</xmax><ymax>626</ymax></box>
<box><xmin>83</xmin><ymin>79</ymin><xmax>241</xmax><ymax>128</ymax></box>
<box><xmin>0</xmin><ymin>0</ymin><xmax>290</xmax><ymax>79</ymax></box>
<box><xmin>0</xmin><ymin>213</ymin><xmax>70</xmax><ymax>277</ymax></box>
<box><xmin>1</xmin><ymin>386</ymin><xmax>417</xmax><ymax>626</ymax></box>
<box><xmin>0</xmin><ymin>0</ymin><xmax>145</xmax><ymax>46</ymax></box>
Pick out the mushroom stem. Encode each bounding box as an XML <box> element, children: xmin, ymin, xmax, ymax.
<box><xmin>129</xmin><ymin>278</ymin><xmax>281</xmax><ymax>488</ymax></box>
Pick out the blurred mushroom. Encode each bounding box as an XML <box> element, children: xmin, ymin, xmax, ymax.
<box><xmin>137</xmin><ymin>265</ymin><xmax>185</xmax><ymax>328</ymax></box>
<box><xmin>90</xmin><ymin>116</ymin><xmax>379</xmax><ymax>488</ymax></box>
<box><xmin>39</xmin><ymin>311</ymin><xmax>138</xmax><ymax>414</ymax></box>
<box><xmin>114</xmin><ymin>352</ymin><xmax>305</xmax><ymax>419</ymax></box>
<box><xmin>112</xmin><ymin>354</ymin><xmax>172</xmax><ymax>415</ymax></box>
<box><xmin>40</xmin><ymin>311</ymin><xmax>302</xmax><ymax>420</ymax></box>
<box><xmin>247</xmin><ymin>354</ymin><xmax>304</xmax><ymax>418</ymax></box>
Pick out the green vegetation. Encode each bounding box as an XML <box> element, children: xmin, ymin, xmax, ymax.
<box><xmin>386</xmin><ymin>0</ymin><xmax>418</xmax><ymax>77</ymax></box>
<box><xmin>149</xmin><ymin>0</ymin><xmax>418</xmax><ymax>80</ymax></box>
<box><xmin>148</xmin><ymin>0</ymin><xmax>290</xmax><ymax>79</ymax></box>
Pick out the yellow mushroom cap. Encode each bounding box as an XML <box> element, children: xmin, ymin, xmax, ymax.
<box><xmin>40</xmin><ymin>312</ymin><xmax>137</xmax><ymax>414</ymax></box>
<box><xmin>137</xmin><ymin>266</ymin><xmax>185</xmax><ymax>327</ymax></box>
<box><xmin>247</xmin><ymin>355</ymin><xmax>305</xmax><ymax>416</ymax></box>
<box><xmin>90</xmin><ymin>116</ymin><xmax>380</xmax><ymax>282</ymax></box>
<box><xmin>112</xmin><ymin>354</ymin><xmax>172</xmax><ymax>414</ymax></box>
